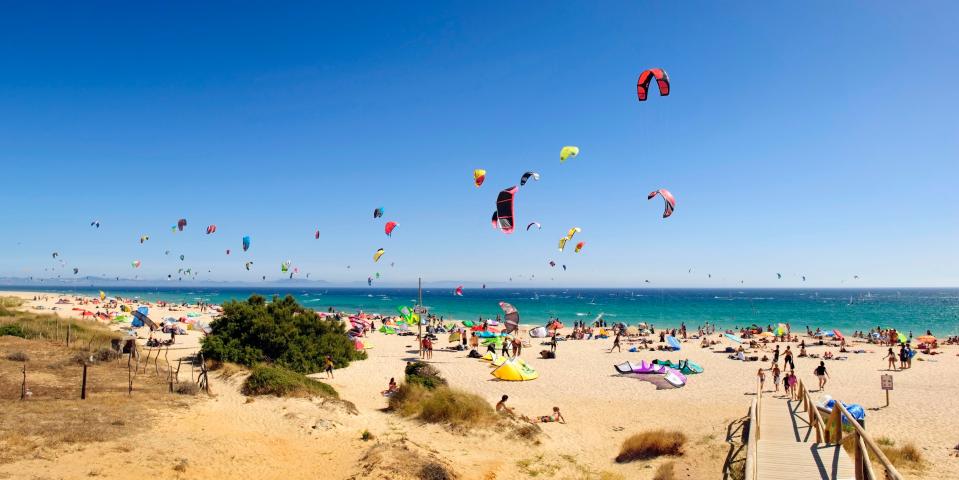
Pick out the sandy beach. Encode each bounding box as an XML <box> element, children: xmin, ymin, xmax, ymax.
<box><xmin>1</xmin><ymin>289</ymin><xmax>956</xmax><ymax>479</ymax></box>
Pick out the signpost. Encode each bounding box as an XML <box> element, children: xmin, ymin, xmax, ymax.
<box><xmin>881</xmin><ymin>374</ymin><xmax>893</xmax><ymax>406</ymax></box>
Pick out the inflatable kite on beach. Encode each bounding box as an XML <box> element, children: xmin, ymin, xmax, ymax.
<box><xmin>242</xmin><ymin>236</ymin><xmax>251</xmax><ymax>252</ymax></box>
<box><xmin>473</xmin><ymin>169</ymin><xmax>486</xmax><ymax>187</ymax></box>
<box><xmin>636</xmin><ymin>68</ymin><xmax>670</xmax><ymax>101</ymax></box>
<box><xmin>520</xmin><ymin>171</ymin><xmax>539</xmax><ymax>186</ymax></box>
<box><xmin>385</xmin><ymin>221</ymin><xmax>398</xmax><ymax>237</ymax></box>
<box><xmin>373</xmin><ymin>207</ymin><xmax>384</xmax><ymax>219</ymax></box>
<box><xmin>647</xmin><ymin>189</ymin><xmax>676</xmax><ymax>218</ymax></box>
<box><xmin>373</xmin><ymin>248</ymin><xmax>385</xmax><ymax>262</ymax></box>
<box><xmin>206</xmin><ymin>225</ymin><xmax>217</xmax><ymax>234</ymax></box>
<box><xmin>177</xmin><ymin>218</ymin><xmax>187</xmax><ymax>231</ymax></box>
<box><xmin>559</xmin><ymin>146</ymin><xmax>579</xmax><ymax>162</ymax></box>
<box><xmin>491</xmin><ymin>186</ymin><xmax>518</xmax><ymax>234</ymax></box>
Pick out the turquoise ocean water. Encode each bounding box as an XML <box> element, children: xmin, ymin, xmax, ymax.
<box><xmin>13</xmin><ymin>286</ymin><xmax>959</xmax><ymax>336</ymax></box>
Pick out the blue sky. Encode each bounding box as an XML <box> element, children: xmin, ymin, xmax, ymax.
<box><xmin>1</xmin><ymin>1</ymin><xmax>956</xmax><ymax>287</ymax></box>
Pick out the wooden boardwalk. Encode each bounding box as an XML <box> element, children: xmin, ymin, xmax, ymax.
<box><xmin>756</xmin><ymin>393</ymin><xmax>856</xmax><ymax>480</ymax></box>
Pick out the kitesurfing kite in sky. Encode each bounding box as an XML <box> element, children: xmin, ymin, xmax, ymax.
<box><xmin>526</xmin><ymin>222</ymin><xmax>540</xmax><ymax>231</ymax></box>
<box><xmin>373</xmin><ymin>248</ymin><xmax>385</xmax><ymax>262</ymax></box>
<box><xmin>491</xmin><ymin>186</ymin><xmax>518</xmax><ymax>234</ymax></box>
<box><xmin>637</xmin><ymin>68</ymin><xmax>670</xmax><ymax>101</ymax></box>
<box><xmin>206</xmin><ymin>225</ymin><xmax>216</xmax><ymax>234</ymax></box>
<box><xmin>385</xmin><ymin>221</ymin><xmax>398</xmax><ymax>237</ymax></box>
<box><xmin>373</xmin><ymin>207</ymin><xmax>384</xmax><ymax>219</ymax></box>
<box><xmin>647</xmin><ymin>189</ymin><xmax>676</xmax><ymax>218</ymax></box>
<box><xmin>176</xmin><ymin>218</ymin><xmax>187</xmax><ymax>231</ymax></box>
<box><xmin>560</xmin><ymin>146</ymin><xmax>579</xmax><ymax>162</ymax></box>
<box><xmin>473</xmin><ymin>169</ymin><xmax>486</xmax><ymax>187</ymax></box>
<box><xmin>520</xmin><ymin>171</ymin><xmax>539</xmax><ymax>186</ymax></box>
<box><xmin>242</xmin><ymin>236</ymin><xmax>251</xmax><ymax>252</ymax></box>
<box><xmin>454</xmin><ymin>286</ymin><xmax>463</xmax><ymax>296</ymax></box>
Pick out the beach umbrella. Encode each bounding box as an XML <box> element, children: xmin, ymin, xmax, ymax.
<box><xmin>832</xmin><ymin>329</ymin><xmax>845</xmax><ymax>341</ymax></box>
<box><xmin>916</xmin><ymin>335</ymin><xmax>937</xmax><ymax>345</ymax></box>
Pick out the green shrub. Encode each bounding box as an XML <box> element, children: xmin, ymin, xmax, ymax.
<box><xmin>242</xmin><ymin>364</ymin><xmax>338</xmax><ymax>398</ymax></box>
<box><xmin>0</xmin><ymin>324</ymin><xmax>26</xmax><ymax>337</ymax></box>
<box><xmin>404</xmin><ymin>361</ymin><xmax>447</xmax><ymax>390</ymax></box>
<box><xmin>200</xmin><ymin>295</ymin><xmax>365</xmax><ymax>373</ymax></box>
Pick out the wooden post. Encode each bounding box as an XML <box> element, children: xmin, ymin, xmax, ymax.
<box><xmin>20</xmin><ymin>365</ymin><xmax>27</xmax><ymax>400</ymax></box>
<box><xmin>128</xmin><ymin>362</ymin><xmax>133</xmax><ymax>395</ymax></box>
<box><xmin>56</xmin><ymin>318</ymin><xmax>60</xmax><ymax>343</ymax></box>
<box><xmin>885</xmin><ymin>389</ymin><xmax>889</xmax><ymax>408</ymax></box>
<box><xmin>80</xmin><ymin>364</ymin><xmax>88</xmax><ymax>400</ymax></box>
<box><xmin>854</xmin><ymin>431</ymin><xmax>865</xmax><ymax>480</ymax></box>
<box><xmin>66</xmin><ymin>323</ymin><xmax>72</xmax><ymax>347</ymax></box>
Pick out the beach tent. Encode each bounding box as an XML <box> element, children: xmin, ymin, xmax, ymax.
<box><xmin>491</xmin><ymin>355</ymin><xmax>509</xmax><ymax>366</ymax></box>
<box><xmin>529</xmin><ymin>326</ymin><xmax>548</xmax><ymax>338</ymax></box>
<box><xmin>679</xmin><ymin>360</ymin><xmax>704</xmax><ymax>374</ymax></box>
<box><xmin>614</xmin><ymin>361</ymin><xmax>637</xmax><ymax>374</ymax></box>
<box><xmin>131</xmin><ymin>309</ymin><xmax>158</xmax><ymax>330</ymax></box>
<box><xmin>663</xmin><ymin>368</ymin><xmax>687</xmax><ymax>388</ymax></box>
<box><xmin>491</xmin><ymin>359</ymin><xmax>539</xmax><ymax>381</ymax></box>
<box><xmin>378</xmin><ymin>325</ymin><xmax>396</xmax><ymax>334</ymax></box>
<box><xmin>481</xmin><ymin>351</ymin><xmax>498</xmax><ymax>362</ymax></box>
<box><xmin>448</xmin><ymin>331</ymin><xmax>462</xmax><ymax>343</ymax></box>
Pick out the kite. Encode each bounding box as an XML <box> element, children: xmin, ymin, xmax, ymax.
<box><xmin>281</xmin><ymin>262</ymin><xmax>290</xmax><ymax>272</ymax></box>
<box><xmin>549</xmin><ymin>260</ymin><xmax>556</xmax><ymax>267</ymax></box>
<box><xmin>245</xmin><ymin>262</ymin><xmax>253</xmax><ymax>271</ymax></box>
<box><xmin>560</xmin><ymin>146</ymin><xmax>579</xmax><ymax>163</ymax></box>
<box><xmin>177</xmin><ymin>218</ymin><xmax>187</xmax><ymax>231</ymax></box>
<box><xmin>520</xmin><ymin>171</ymin><xmax>540</xmax><ymax>186</ymax></box>
<box><xmin>242</xmin><ymin>236</ymin><xmax>251</xmax><ymax>252</ymax></box>
<box><xmin>802</xmin><ymin>275</ymin><xmax>806</xmax><ymax>282</ymax></box>
<box><xmin>314</xmin><ymin>230</ymin><xmax>320</xmax><ymax>239</ymax></box>
<box><xmin>473</xmin><ymin>169</ymin><xmax>486</xmax><ymax>187</ymax></box>
<box><xmin>385</xmin><ymin>221</ymin><xmax>398</xmax><ymax>237</ymax></box>
<box><xmin>454</xmin><ymin>285</ymin><xmax>463</xmax><ymax>296</ymax></box>
<box><xmin>575</xmin><ymin>241</ymin><xmax>585</xmax><ymax>253</ymax></box>
<box><xmin>132</xmin><ymin>260</ymin><xmax>141</xmax><ymax>268</ymax></box>
<box><xmin>165</xmin><ymin>250</ymin><xmax>170</xmax><ymax>255</ymax></box>
<box><xmin>562</xmin><ymin>265</ymin><xmax>567</xmax><ymax>271</ymax></box>
<box><xmin>52</xmin><ymin>252</ymin><xmax>59</xmax><ymax>258</ymax></box>
<box><xmin>647</xmin><ymin>189</ymin><xmax>676</xmax><ymax>218</ymax></box>
<box><xmin>565</xmin><ymin>227</ymin><xmax>581</xmax><ymax>240</ymax></box>
<box><xmin>226</xmin><ymin>249</ymin><xmax>231</xmax><ymax>255</ymax></box>
<box><xmin>139</xmin><ymin>235</ymin><xmax>149</xmax><ymax>244</ymax></box>
<box><xmin>206</xmin><ymin>225</ymin><xmax>217</xmax><ymax>234</ymax></box>
<box><xmin>373</xmin><ymin>207</ymin><xmax>384</xmax><ymax>219</ymax></box>
<box><xmin>558</xmin><ymin>237</ymin><xmax>569</xmax><ymax>251</ymax></box>
<box><xmin>99</xmin><ymin>291</ymin><xmax>105</xmax><ymax>300</ymax></box>
<box><xmin>179</xmin><ymin>254</ymin><xmax>185</xmax><ymax>261</ymax></box>
<box><xmin>373</xmin><ymin>248</ymin><xmax>385</xmax><ymax>262</ymax></box>
<box><xmin>262</xmin><ymin>275</ymin><xmax>266</xmax><ymax>280</ymax></box>
<box><xmin>526</xmin><ymin>222</ymin><xmax>541</xmax><ymax>231</ymax></box>
<box><xmin>90</xmin><ymin>220</ymin><xmax>100</xmax><ymax>228</ymax></box>
<box><xmin>375</xmin><ymin>272</ymin><xmax>380</xmax><ymax>278</ymax></box>
<box><xmin>636</xmin><ymin>68</ymin><xmax>670</xmax><ymax>101</ymax></box>
<box><xmin>499</xmin><ymin>301</ymin><xmax>520</xmax><ymax>333</ymax></box>
<box><xmin>73</xmin><ymin>267</ymin><xmax>79</xmax><ymax>275</ymax></box>
<box><xmin>777</xmin><ymin>273</ymin><xmax>782</xmax><ymax>279</ymax></box>
<box><xmin>492</xmin><ymin>186</ymin><xmax>518</xmax><ymax>234</ymax></box>
<box><xmin>368</xmin><ymin>276</ymin><xmax>373</xmax><ymax>286</ymax></box>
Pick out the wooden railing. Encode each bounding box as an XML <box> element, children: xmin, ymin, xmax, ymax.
<box><xmin>744</xmin><ymin>379</ymin><xmax>761</xmax><ymax>480</ymax></box>
<box><xmin>796</xmin><ymin>379</ymin><xmax>903</xmax><ymax>480</ymax></box>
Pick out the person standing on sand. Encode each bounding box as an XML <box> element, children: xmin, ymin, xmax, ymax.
<box><xmin>886</xmin><ymin>348</ymin><xmax>898</xmax><ymax>371</ymax></box>
<box><xmin>814</xmin><ymin>361</ymin><xmax>829</xmax><ymax>390</ymax></box>
<box><xmin>501</xmin><ymin>337</ymin><xmax>510</xmax><ymax>358</ymax></box>
<box><xmin>772</xmin><ymin>364</ymin><xmax>781</xmax><ymax>392</ymax></box>
<box><xmin>609</xmin><ymin>331</ymin><xmax>622</xmax><ymax>353</ymax></box>
<box><xmin>424</xmin><ymin>337</ymin><xmax>433</xmax><ymax>360</ymax></box>
<box><xmin>783</xmin><ymin>346</ymin><xmax>795</xmax><ymax>370</ymax></box>
<box><xmin>772</xmin><ymin>345</ymin><xmax>780</xmax><ymax>368</ymax></box>
<box><xmin>324</xmin><ymin>355</ymin><xmax>334</xmax><ymax>380</ymax></box>
<box><xmin>757</xmin><ymin>368</ymin><xmax>766</xmax><ymax>392</ymax></box>
<box><xmin>550</xmin><ymin>332</ymin><xmax>558</xmax><ymax>353</ymax></box>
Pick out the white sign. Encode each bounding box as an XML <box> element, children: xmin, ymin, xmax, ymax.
<box><xmin>413</xmin><ymin>306</ymin><xmax>428</xmax><ymax>314</ymax></box>
<box><xmin>881</xmin><ymin>374</ymin><xmax>894</xmax><ymax>391</ymax></box>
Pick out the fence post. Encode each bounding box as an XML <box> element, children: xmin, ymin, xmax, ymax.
<box><xmin>66</xmin><ymin>323</ymin><xmax>72</xmax><ymax>347</ymax></box>
<box><xmin>20</xmin><ymin>365</ymin><xmax>27</xmax><ymax>400</ymax></box>
<box><xmin>854</xmin><ymin>431</ymin><xmax>865</xmax><ymax>480</ymax></box>
<box><xmin>80</xmin><ymin>364</ymin><xmax>88</xmax><ymax>400</ymax></box>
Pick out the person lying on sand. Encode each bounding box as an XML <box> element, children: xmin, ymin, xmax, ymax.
<box><xmin>526</xmin><ymin>406</ymin><xmax>566</xmax><ymax>424</ymax></box>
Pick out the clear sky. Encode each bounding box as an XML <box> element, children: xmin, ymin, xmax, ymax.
<box><xmin>1</xmin><ymin>1</ymin><xmax>956</xmax><ymax>287</ymax></box>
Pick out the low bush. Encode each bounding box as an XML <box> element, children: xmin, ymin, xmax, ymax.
<box><xmin>0</xmin><ymin>324</ymin><xmax>26</xmax><ymax>338</ymax></box>
<box><xmin>419</xmin><ymin>462</ymin><xmax>455</xmax><ymax>480</ymax></box>
<box><xmin>881</xmin><ymin>442</ymin><xmax>923</xmax><ymax>469</ymax></box>
<box><xmin>615</xmin><ymin>430</ymin><xmax>687</xmax><ymax>463</ymax></box>
<box><xmin>6</xmin><ymin>351</ymin><xmax>29</xmax><ymax>362</ymax></box>
<box><xmin>175</xmin><ymin>383</ymin><xmax>200</xmax><ymax>395</ymax></box>
<box><xmin>405</xmin><ymin>361</ymin><xmax>447</xmax><ymax>390</ymax></box>
<box><xmin>388</xmin><ymin>383</ymin><xmax>494</xmax><ymax>429</ymax></box>
<box><xmin>653</xmin><ymin>462</ymin><xmax>677</xmax><ymax>480</ymax></box>
<box><xmin>242</xmin><ymin>364</ymin><xmax>338</xmax><ymax>398</ymax></box>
